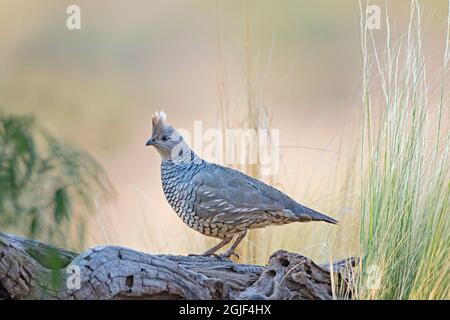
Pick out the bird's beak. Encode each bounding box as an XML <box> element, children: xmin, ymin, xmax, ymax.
<box><xmin>145</xmin><ymin>137</ymin><xmax>155</xmax><ymax>146</ymax></box>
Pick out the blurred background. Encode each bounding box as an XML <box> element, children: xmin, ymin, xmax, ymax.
<box><xmin>0</xmin><ymin>0</ymin><xmax>448</xmax><ymax>264</ymax></box>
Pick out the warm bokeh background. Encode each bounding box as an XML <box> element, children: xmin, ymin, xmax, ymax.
<box><xmin>0</xmin><ymin>0</ymin><xmax>447</xmax><ymax>264</ymax></box>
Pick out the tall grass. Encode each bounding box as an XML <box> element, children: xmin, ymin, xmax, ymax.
<box><xmin>215</xmin><ymin>1</ymin><xmax>358</xmax><ymax>266</ymax></box>
<box><xmin>216</xmin><ymin>0</ymin><xmax>449</xmax><ymax>299</ymax></box>
<box><xmin>216</xmin><ymin>0</ymin><xmax>275</xmax><ymax>262</ymax></box>
<box><xmin>355</xmin><ymin>0</ymin><xmax>449</xmax><ymax>299</ymax></box>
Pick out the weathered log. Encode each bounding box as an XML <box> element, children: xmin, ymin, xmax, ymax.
<box><xmin>0</xmin><ymin>232</ymin><xmax>356</xmax><ymax>300</ymax></box>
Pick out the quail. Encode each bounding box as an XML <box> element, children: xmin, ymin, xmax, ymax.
<box><xmin>146</xmin><ymin>111</ymin><xmax>337</xmax><ymax>259</ymax></box>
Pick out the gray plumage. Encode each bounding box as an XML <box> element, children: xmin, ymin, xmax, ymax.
<box><xmin>146</xmin><ymin>111</ymin><xmax>337</xmax><ymax>258</ymax></box>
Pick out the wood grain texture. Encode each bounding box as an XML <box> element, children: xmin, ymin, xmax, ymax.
<box><xmin>0</xmin><ymin>232</ymin><xmax>355</xmax><ymax>300</ymax></box>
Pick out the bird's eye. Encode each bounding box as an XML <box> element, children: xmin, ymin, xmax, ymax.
<box><xmin>161</xmin><ymin>135</ymin><xmax>169</xmax><ymax>141</ymax></box>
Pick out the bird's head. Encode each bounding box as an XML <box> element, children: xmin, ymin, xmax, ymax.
<box><xmin>146</xmin><ymin>111</ymin><xmax>185</xmax><ymax>160</ymax></box>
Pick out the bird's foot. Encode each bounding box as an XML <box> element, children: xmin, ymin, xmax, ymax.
<box><xmin>188</xmin><ymin>252</ymin><xmax>220</xmax><ymax>259</ymax></box>
<box><xmin>188</xmin><ymin>247</ymin><xmax>240</xmax><ymax>261</ymax></box>
<box><xmin>218</xmin><ymin>250</ymin><xmax>240</xmax><ymax>261</ymax></box>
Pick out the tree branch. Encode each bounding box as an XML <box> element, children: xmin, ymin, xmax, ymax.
<box><xmin>0</xmin><ymin>232</ymin><xmax>356</xmax><ymax>300</ymax></box>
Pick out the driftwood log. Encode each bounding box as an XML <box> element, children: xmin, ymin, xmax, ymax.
<box><xmin>0</xmin><ymin>232</ymin><xmax>356</xmax><ymax>300</ymax></box>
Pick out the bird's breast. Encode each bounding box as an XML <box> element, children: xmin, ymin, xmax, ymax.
<box><xmin>161</xmin><ymin>163</ymin><xmax>205</xmax><ymax>228</ymax></box>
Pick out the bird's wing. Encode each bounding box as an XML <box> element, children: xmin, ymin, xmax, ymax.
<box><xmin>190</xmin><ymin>164</ymin><xmax>289</xmax><ymax>221</ymax></box>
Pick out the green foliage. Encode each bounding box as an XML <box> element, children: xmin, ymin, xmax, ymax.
<box><xmin>54</xmin><ymin>187</ymin><xmax>71</xmax><ymax>224</ymax></box>
<box><xmin>356</xmin><ymin>1</ymin><xmax>449</xmax><ymax>299</ymax></box>
<box><xmin>0</xmin><ymin>113</ymin><xmax>113</xmax><ymax>249</ymax></box>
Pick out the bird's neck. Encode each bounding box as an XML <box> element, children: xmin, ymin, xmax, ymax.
<box><xmin>160</xmin><ymin>141</ymin><xmax>203</xmax><ymax>165</ymax></box>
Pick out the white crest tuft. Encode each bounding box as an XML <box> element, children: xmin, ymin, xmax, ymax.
<box><xmin>152</xmin><ymin>110</ymin><xmax>167</xmax><ymax>129</ymax></box>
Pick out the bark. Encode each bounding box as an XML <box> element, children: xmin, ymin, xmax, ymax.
<box><xmin>0</xmin><ymin>232</ymin><xmax>356</xmax><ymax>300</ymax></box>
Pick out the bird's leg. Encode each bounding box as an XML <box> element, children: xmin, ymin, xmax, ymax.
<box><xmin>220</xmin><ymin>231</ymin><xmax>247</xmax><ymax>260</ymax></box>
<box><xmin>189</xmin><ymin>237</ymin><xmax>232</xmax><ymax>257</ymax></box>
<box><xmin>203</xmin><ymin>237</ymin><xmax>232</xmax><ymax>255</ymax></box>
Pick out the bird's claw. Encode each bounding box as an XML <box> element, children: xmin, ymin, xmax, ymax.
<box><xmin>188</xmin><ymin>251</ymin><xmax>239</xmax><ymax>261</ymax></box>
<box><xmin>189</xmin><ymin>252</ymin><xmax>220</xmax><ymax>259</ymax></box>
<box><xmin>219</xmin><ymin>251</ymin><xmax>239</xmax><ymax>261</ymax></box>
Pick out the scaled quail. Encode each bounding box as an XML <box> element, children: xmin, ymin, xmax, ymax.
<box><xmin>146</xmin><ymin>111</ymin><xmax>337</xmax><ymax>259</ymax></box>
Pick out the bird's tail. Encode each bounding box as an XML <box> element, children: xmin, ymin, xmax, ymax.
<box><xmin>299</xmin><ymin>205</ymin><xmax>338</xmax><ymax>224</ymax></box>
